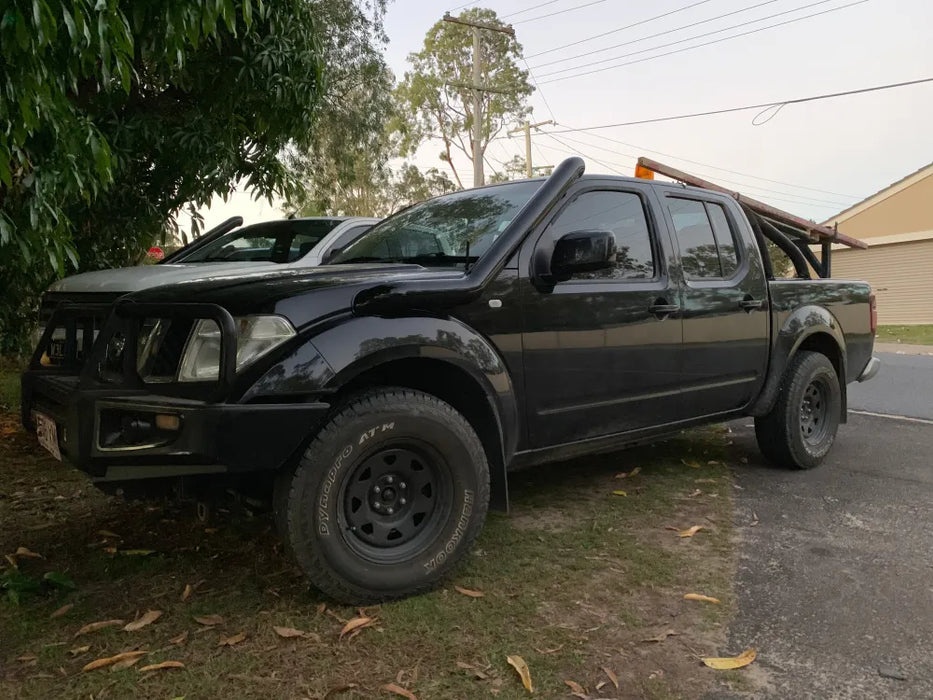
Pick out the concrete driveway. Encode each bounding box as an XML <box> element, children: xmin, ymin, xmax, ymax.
<box><xmin>714</xmin><ymin>351</ymin><xmax>933</xmax><ymax>699</ymax></box>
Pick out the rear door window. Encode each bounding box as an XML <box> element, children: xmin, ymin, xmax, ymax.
<box><xmin>667</xmin><ymin>198</ymin><xmax>741</xmax><ymax>280</ymax></box>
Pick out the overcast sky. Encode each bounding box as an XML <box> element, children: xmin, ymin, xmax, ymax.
<box><xmin>196</xmin><ymin>0</ymin><xmax>933</xmax><ymax>228</ymax></box>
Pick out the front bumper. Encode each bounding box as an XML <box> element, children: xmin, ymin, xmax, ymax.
<box><xmin>857</xmin><ymin>356</ymin><xmax>881</xmax><ymax>383</ymax></box>
<box><xmin>22</xmin><ymin>374</ymin><xmax>329</xmax><ymax>481</ymax></box>
<box><xmin>21</xmin><ymin>299</ymin><xmax>329</xmax><ymax>482</ymax></box>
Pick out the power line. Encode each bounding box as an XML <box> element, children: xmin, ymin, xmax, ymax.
<box><xmin>544</xmin><ymin>76</ymin><xmax>933</xmax><ymax>129</ymax></box>
<box><xmin>523</xmin><ymin>58</ymin><xmax>559</xmax><ymax>123</ymax></box>
<box><xmin>550</xmin><ymin>132</ymin><xmax>852</xmax><ymax>206</ymax></box>
<box><xmin>560</xmin><ymin>130</ymin><xmax>860</xmax><ymax>198</ymax></box>
<box><xmin>542</xmin><ymin>132</ymin><xmax>627</xmax><ymax>175</ymax></box>
<box><xmin>535</xmin><ymin>0</ymin><xmax>834</xmax><ymax>77</ymax></box>
<box><xmin>531</xmin><ymin>0</ymin><xmax>783</xmax><ymax>71</ymax></box>
<box><xmin>447</xmin><ymin>1</ymin><xmax>480</xmax><ymax>12</ymax></box>
<box><xmin>526</xmin><ymin>0</ymin><xmax>715</xmax><ymax>59</ymax></box>
<box><xmin>502</xmin><ymin>0</ymin><xmax>564</xmax><ymax>19</ymax></box>
<box><xmin>514</xmin><ymin>0</ymin><xmax>607</xmax><ymax>25</ymax></box>
<box><xmin>539</xmin><ymin>0</ymin><xmax>869</xmax><ymax>84</ymax></box>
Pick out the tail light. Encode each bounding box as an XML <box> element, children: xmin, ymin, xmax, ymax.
<box><xmin>869</xmin><ymin>292</ymin><xmax>877</xmax><ymax>335</ymax></box>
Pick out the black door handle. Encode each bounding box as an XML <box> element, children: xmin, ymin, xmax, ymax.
<box><xmin>649</xmin><ymin>300</ymin><xmax>680</xmax><ymax>317</ymax></box>
<box><xmin>739</xmin><ymin>297</ymin><xmax>763</xmax><ymax>311</ymax></box>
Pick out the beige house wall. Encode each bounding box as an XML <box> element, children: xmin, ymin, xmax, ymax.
<box><xmin>825</xmin><ymin>172</ymin><xmax>933</xmax><ymax>240</ymax></box>
<box><xmin>831</xmin><ymin>239</ymin><xmax>933</xmax><ymax>325</ymax></box>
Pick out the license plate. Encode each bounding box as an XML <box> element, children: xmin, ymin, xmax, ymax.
<box><xmin>34</xmin><ymin>412</ymin><xmax>62</xmax><ymax>461</ymax></box>
<box><xmin>49</xmin><ymin>339</ymin><xmax>66</xmax><ymax>361</ymax></box>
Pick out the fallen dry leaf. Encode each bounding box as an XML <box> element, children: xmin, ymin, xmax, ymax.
<box><xmin>110</xmin><ymin>655</ymin><xmax>144</xmax><ymax>671</ymax></box>
<box><xmin>139</xmin><ymin>661</ymin><xmax>185</xmax><ymax>672</ymax></box>
<box><xmin>687</xmin><ymin>489</ymin><xmax>703</xmax><ymax>498</ymax></box>
<box><xmin>381</xmin><ymin>683</ymin><xmax>417</xmax><ymax>700</ymax></box>
<box><xmin>193</xmin><ymin>614</ymin><xmax>225</xmax><ymax>627</ymax></box>
<box><xmin>14</xmin><ymin>546</ymin><xmax>42</xmax><ymax>559</ymax></box>
<box><xmin>69</xmin><ymin>646</ymin><xmax>90</xmax><ymax>656</ymax></box>
<box><xmin>602</xmin><ymin>667</ymin><xmax>620</xmax><ymax>690</ymax></box>
<box><xmin>533</xmin><ymin>645</ymin><xmax>563</xmax><ymax>655</ymax></box>
<box><xmin>181</xmin><ymin>584</ymin><xmax>192</xmax><ymax>601</ymax></box>
<box><xmin>339</xmin><ymin>616</ymin><xmax>373</xmax><ymax>639</ymax></box>
<box><xmin>50</xmin><ymin>604</ymin><xmax>73</xmax><ymax>619</ymax></box>
<box><xmin>614</xmin><ymin>466</ymin><xmax>641</xmax><ymax>479</ymax></box>
<box><xmin>702</xmin><ymin>648</ymin><xmax>757</xmax><ymax>670</ymax></box>
<box><xmin>612</xmin><ymin>490</ymin><xmax>627</xmax><ymax>497</ymax></box>
<box><xmin>218</xmin><ymin>631</ymin><xmax>247</xmax><ymax>647</ymax></box>
<box><xmin>118</xmin><ymin>549</ymin><xmax>156</xmax><ymax>556</ymax></box>
<box><xmin>169</xmin><ymin>630</ymin><xmax>188</xmax><ymax>646</ymax></box>
<box><xmin>124</xmin><ymin>610</ymin><xmax>162</xmax><ymax>632</ymax></box>
<box><xmin>454</xmin><ymin>586</ymin><xmax>484</xmax><ymax>598</ymax></box>
<box><xmin>641</xmin><ymin>629</ymin><xmax>679</xmax><ymax>644</ymax></box>
<box><xmin>82</xmin><ymin>650</ymin><xmax>147</xmax><ymax>672</ymax></box>
<box><xmin>324</xmin><ymin>683</ymin><xmax>358</xmax><ymax>698</ymax></box>
<box><xmin>97</xmin><ymin>530</ymin><xmax>120</xmax><ymax>538</ymax></box>
<box><xmin>678</xmin><ymin>525</ymin><xmax>704</xmax><ymax>538</ymax></box>
<box><xmin>316</xmin><ymin>603</ymin><xmax>327</xmax><ymax>614</ymax></box>
<box><xmin>684</xmin><ymin>593</ymin><xmax>721</xmax><ymax>604</ymax></box>
<box><xmin>564</xmin><ymin>679</ymin><xmax>586</xmax><ymax>695</ymax></box>
<box><xmin>506</xmin><ymin>655</ymin><xmax>533</xmax><ymax>693</ymax></box>
<box><xmin>16</xmin><ymin>654</ymin><xmax>38</xmax><ymax>662</ymax></box>
<box><xmin>681</xmin><ymin>459</ymin><xmax>701</xmax><ymax>468</ymax></box>
<box><xmin>75</xmin><ymin>619</ymin><xmax>125</xmax><ymax>637</ymax></box>
<box><xmin>273</xmin><ymin>625</ymin><xmax>316</xmax><ymax>639</ymax></box>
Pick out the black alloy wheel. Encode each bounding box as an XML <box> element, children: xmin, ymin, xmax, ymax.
<box><xmin>342</xmin><ymin>444</ymin><xmax>452</xmax><ymax>560</ymax></box>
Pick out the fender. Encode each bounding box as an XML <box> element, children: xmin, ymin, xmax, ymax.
<box><xmin>749</xmin><ymin>305</ymin><xmax>847</xmax><ymax>418</ymax></box>
<box><xmin>245</xmin><ymin>314</ymin><xmax>519</xmax><ymax>511</ymax></box>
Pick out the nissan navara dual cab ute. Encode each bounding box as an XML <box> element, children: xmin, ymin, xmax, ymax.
<box><xmin>23</xmin><ymin>158</ymin><xmax>879</xmax><ymax>604</ymax></box>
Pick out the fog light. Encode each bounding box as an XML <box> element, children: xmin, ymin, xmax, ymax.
<box><xmin>155</xmin><ymin>414</ymin><xmax>181</xmax><ymax>431</ymax></box>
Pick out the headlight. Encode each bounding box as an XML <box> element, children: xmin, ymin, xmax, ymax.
<box><xmin>178</xmin><ymin>315</ymin><xmax>296</xmax><ymax>382</ymax></box>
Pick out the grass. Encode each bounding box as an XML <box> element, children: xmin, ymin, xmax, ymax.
<box><xmin>0</xmin><ymin>361</ymin><xmax>748</xmax><ymax>699</ymax></box>
<box><xmin>876</xmin><ymin>324</ymin><xmax>933</xmax><ymax>345</ymax></box>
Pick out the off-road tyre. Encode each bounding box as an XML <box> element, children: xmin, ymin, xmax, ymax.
<box><xmin>275</xmin><ymin>387</ymin><xmax>490</xmax><ymax>604</ymax></box>
<box><xmin>755</xmin><ymin>350</ymin><xmax>841</xmax><ymax>469</ymax></box>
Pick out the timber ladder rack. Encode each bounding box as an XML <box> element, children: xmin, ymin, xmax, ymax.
<box><xmin>635</xmin><ymin>157</ymin><xmax>867</xmax><ymax>280</ymax></box>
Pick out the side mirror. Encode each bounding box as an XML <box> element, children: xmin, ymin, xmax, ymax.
<box><xmin>549</xmin><ymin>229</ymin><xmax>616</xmax><ymax>277</ymax></box>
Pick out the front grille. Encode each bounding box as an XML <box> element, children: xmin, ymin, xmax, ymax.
<box><xmin>38</xmin><ymin>293</ymin><xmax>122</xmax><ymax>370</ymax></box>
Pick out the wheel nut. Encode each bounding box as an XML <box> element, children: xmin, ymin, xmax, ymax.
<box><xmin>374</xmin><ymin>486</ymin><xmax>381</xmax><ymax>494</ymax></box>
<box><xmin>387</xmin><ymin>507</ymin><xmax>394</xmax><ymax>515</ymax></box>
<box><xmin>399</xmin><ymin>481</ymin><xmax>407</xmax><ymax>489</ymax></box>
<box><xmin>400</xmin><ymin>498</ymin><xmax>407</xmax><ymax>506</ymax></box>
<box><xmin>386</xmin><ymin>476</ymin><xmax>394</xmax><ymax>484</ymax></box>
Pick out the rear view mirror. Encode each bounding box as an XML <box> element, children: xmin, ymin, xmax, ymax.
<box><xmin>551</xmin><ymin>230</ymin><xmax>616</xmax><ymax>276</ymax></box>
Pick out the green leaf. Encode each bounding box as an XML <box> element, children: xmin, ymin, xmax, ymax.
<box><xmin>61</xmin><ymin>6</ymin><xmax>75</xmax><ymax>39</ymax></box>
<box><xmin>43</xmin><ymin>571</ymin><xmax>77</xmax><ymax>590</ymax></box>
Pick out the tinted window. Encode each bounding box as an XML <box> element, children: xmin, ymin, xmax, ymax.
<box><xmin>668</xmin><ymin>198</ymin><xmax>721</xmax><ymax>279</ymax></box>
<box><xmin>181</xmin><ymin>219</ymin><xmax>344</xmax><ymax>263</ymax></box>
<box><xmin>547</xmin><ymin>190</ymin><xmax>654</xmax><ymax>280</ymax></box>
<box><xmin>706</xmin><ymin>203</ymin><xmax>739</xmax><ymax>277</ymax></box>
<box><xmin>331</xmin><ymin>181</ymin><xmax>542</xmax><ymax>267</ymax></box>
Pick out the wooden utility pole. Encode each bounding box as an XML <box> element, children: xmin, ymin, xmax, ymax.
<box><xmin>508</xmin><ymin>119</ymin><xmax>554</xmax><ymax>177</ymax></box>
<box><xmin>443</xmin><ymin>12</ymin><xmax>514</xmax><ymax>188</ymax></box>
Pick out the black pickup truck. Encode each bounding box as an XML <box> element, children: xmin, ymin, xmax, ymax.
<box><xmin>22</xmin><ymin>157</ymin><xmax>879</xmax><ymax>603</ymax></box>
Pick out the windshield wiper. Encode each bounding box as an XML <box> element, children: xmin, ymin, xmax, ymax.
<box><xmin>399</xmin><ymin>253</ymin><xmax>479</xmax><ymax>266</ymax></box>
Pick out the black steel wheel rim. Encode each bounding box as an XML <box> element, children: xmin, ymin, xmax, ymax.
<box><xmin>799</xmin><ymin>379</ymin><xmax>829</xmax><ymax>446</ymax></box>
<box><xmin>339</xmin><ymin>442</ymin><xmax>452</xmax><ymax>563</ymax></box>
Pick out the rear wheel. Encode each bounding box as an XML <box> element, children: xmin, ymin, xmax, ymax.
<box><xmin>275</xmin><ymin>388</ymin><xmax>489</xmax><ymax>604</ymax></box>
<box><xmin>755</xmin><ymin>351</ymin><xmax>841</xmax><ymax>469</ymax></box>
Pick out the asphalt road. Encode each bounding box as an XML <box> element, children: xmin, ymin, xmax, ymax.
<box><xmin>848</xmin><ymin>351</ymin><xmax>933</xmax><ymax>420</ymax></box>
<box><xmin>711</xmin><ymin>352</ymin><xmax>933</xmax><ymax>699</ymax></box>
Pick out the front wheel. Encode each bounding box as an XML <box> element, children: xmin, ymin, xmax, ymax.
<box><xmin>276</xmin><ymin>388</ymin><xmax>490</xmax><ymax>604</ymax></box>
<box><xmin>755</xmin><ymin>351</ymin><xmax>842</xmax><ymax>469</ymax></box>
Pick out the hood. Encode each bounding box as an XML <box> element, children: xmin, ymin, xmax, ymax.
<box><xmin>120</xmin><ymin>264</ymin><xmax>464</xmax><ymax>328</ymax></box>
<box><xmin>47</xmin><ymin>261</ymin><xmax>289</xmax><ymax>294</ymax></box>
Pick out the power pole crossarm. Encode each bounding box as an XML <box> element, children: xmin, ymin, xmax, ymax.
<box><xmin>508</xmin><ymin>119</ymin><xmax>554</xmax><ymax>178</ymax></box>
<box><xmin>442</xmin><ymin>13</ymin><xmax>515</xmax><ymax>35</ymax></box>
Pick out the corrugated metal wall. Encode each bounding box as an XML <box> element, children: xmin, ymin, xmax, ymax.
<box><xmin>832</xmin><ymin>239</ymin><xmax>933</xmax><ymax>324</ymax></box>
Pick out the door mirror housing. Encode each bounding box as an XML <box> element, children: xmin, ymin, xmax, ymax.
<box><xmin>545</xmin><ymin>229</ymin><xmax>616</xmax><ymax>280</ymax></box>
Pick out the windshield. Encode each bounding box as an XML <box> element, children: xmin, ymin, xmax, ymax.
<box><xmin>179</xmin><ymin>219</ymin><xmax>345</xmax><ymax>263</ymax></box>
<box><xmin>329</xmin><ymin>181</ymin><xmax>542</xmax><ymax>267</ymax></box>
